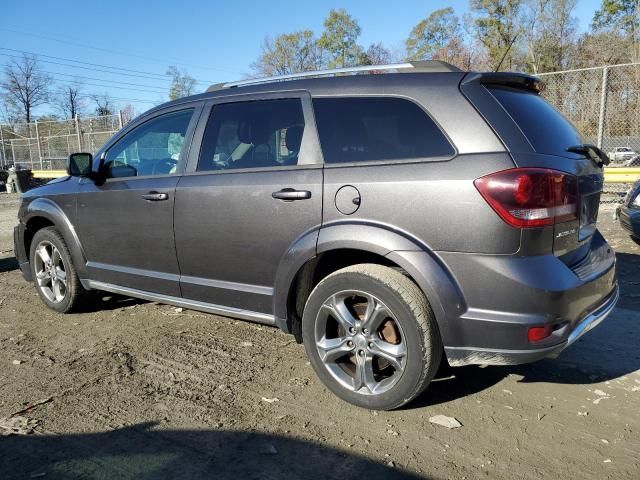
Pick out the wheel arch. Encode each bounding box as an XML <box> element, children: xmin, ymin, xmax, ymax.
<box><xmin>273</xmin><ymin>222</ymin><xmax>466</xmax><ymax>346</ymax></box>
<box><xmin>23</xmin><ymin>198</ymin><xmax>87</xmax><ymax>277</ymax></box>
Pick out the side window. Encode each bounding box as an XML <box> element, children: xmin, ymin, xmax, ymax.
<box><xmin>198</xmin><ymin>98</ymin><xmax>305</xmax><ymax>171</ymax></box>
<box><xmin>104</xmin><ymin>109</ymin><xmax>194</xmax><ymax>178</ymax></box>
<box><xmin>312</xmin><ymin>97</ymin><xmax>454</xmax><ymax>164</ymax></box>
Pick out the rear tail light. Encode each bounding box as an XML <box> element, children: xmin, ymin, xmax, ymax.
<box><xmin>474</xmin><ymin>168</ymin><xmax>578</xmax><ymax>228</ymax></box>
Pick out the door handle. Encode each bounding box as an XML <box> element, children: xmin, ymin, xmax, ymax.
<box><xmin>141</xmin><ymin>191</ymin><xmax>169</xmax><ymax>201</ymax></box>
<box><xmin>272</xmin><ymin>188</ymin><xmax>312</xmax><ymax>201</ymax></box>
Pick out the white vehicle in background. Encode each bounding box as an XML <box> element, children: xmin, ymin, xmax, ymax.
<box><xmin>608</xmin><ymin>147</ymin><xmax>636</xmax><ymax>163</ymax></box>
<box><xmin>624</xmin><ymin>155</ymin><xmax>640</xmax><ymax>167</ymax></box>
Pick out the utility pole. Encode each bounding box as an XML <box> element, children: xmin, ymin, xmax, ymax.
<box><xmin>75</xmin><ymin>115</ymin><xmax>82</xmax><ymax>152</ymax></box>
<box><xmin>35</xmin><ymin>121</ymin><xmax>43</xmax><ymax>170</ymax></box>
<box><xmin>596</xmin><ymin>67</ymin><xmax>609</xmax><ymax>149</ymax></box>
<box><xmin>0</xmin><ymin>124</ymin><xmax>5</xmax><ymax>169</ymax></box>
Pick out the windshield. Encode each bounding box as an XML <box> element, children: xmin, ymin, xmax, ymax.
<box><xmin>487</xmin><ymin>86</ymin><xmax>583</xmax><ymax>158</ymax></box>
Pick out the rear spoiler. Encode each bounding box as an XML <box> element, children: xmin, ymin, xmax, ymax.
<box><xmin>461</xmin><ymin>72</ymin><xmax>545</xmax><ymax>93</ymax></box>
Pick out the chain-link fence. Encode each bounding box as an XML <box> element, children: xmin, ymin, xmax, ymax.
<box><xmin>539</xmin><ymin>62</ymin><xmax>640</xmax><ymax>202</ymax></box>
<box><xmin>0</xmin><ymin>113</ymin><xmax>125</xmax><ymax>171</ymax></box>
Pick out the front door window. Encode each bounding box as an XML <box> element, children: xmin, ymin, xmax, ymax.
<box><xmin>104</xmin><ymin>109</ymin><xmax>194</xmax><ymax>178</ymax></box>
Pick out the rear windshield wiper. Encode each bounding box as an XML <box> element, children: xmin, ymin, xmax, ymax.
<box><xmin>567</xmin><ymin>144</ymin><xmax>610</xmax><ymax>167</ymax></box>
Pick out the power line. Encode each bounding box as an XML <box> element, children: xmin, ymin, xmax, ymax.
<box><xmin>1</xmin><ymin>63</ymin><xmax>168</xmax><ymax>95</ymax></box>
<box><xmin>0</xmin><ymin>42</ymin><xmax>204</xmax><ymax>111</ymax></box>
<box><xmin>1</xmin><ymin>53</ymin><xmax>206</xmax><ymax>98</ymax></box>
<box><xmin>0</xmin><ymin>52</ymin><xmax>173</xmax><ymax>83</ymax></box>
<box><xmin>0</xmin><ymin>47</ymin><xmax>168</xmax><ymax>79</ymax></box>
<box><xmin>58</xmin><ymin>80</ymin><xmax>170</xmax><ymax>95</ymax></box>
<box><xmin>0</xmin><ymin>27</ymin><xmax>241</xmax><ymax>75</ymax></box>
<box><xmin>44</xmin><ymin>70</ymin><xmax>169</xmax><ymax>94</ymax></box>
<box><xmin>78</xmin><ymin>95</ymin><xmax>158</xmax><ymax>105</ymax></box>
<box><xmin>0</xmin><ymin>49</ymin><xmax>212</xmax><ymax>84</ymax></box>
<box><xmin>0</xmin><ymin>53</ymin><xmax>173</xmax><ymax>104</ymax></box>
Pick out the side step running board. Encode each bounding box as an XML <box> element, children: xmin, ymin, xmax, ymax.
<box><xmin>82</xmin><ymin>279</ymin><xmax>276</xmax><ymax>326</ymax></box>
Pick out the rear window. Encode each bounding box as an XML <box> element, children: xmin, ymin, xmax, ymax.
<box><xmin>313</xmin><ymin>97</ymin><xmax>454</xmax><ymax>164</ymax></box>
<box><xmin>487</xmin><ymin>86</ymin><xmax>582</xmax><ymax>157</ymax></box>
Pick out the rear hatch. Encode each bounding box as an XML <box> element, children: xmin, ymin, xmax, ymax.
<box><xmin>461</xmin><ymin>73</ymin><xmax>605</xmax><ymax>263</ymax></box>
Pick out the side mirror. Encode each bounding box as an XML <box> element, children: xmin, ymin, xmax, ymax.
<box><xmin>67</xmin><ymin>153</ymin><xmax>93</xmax><ymax>176</ymax></box>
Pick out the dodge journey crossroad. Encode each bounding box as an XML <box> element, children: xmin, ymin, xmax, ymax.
<box><xmin>14</xmin><ymin>61</ymin><xmax>618</xmax><ymax>410</ymax></box>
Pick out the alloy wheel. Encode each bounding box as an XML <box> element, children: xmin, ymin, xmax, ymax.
<box><xmin>314</xmin><ymin>290</ymin><xmax>407</xmax><ymax>395</ymax></box>
<box><xmin>33</xmin><ymin>241</ymin><xmax>68</xmax><ymax>304</ymax></box>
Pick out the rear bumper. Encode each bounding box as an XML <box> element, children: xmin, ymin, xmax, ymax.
<box><xmin>438</xmin><ymin>230</ymin><xmax>618</xmax><ymax>366</ymax></box>
<box><xmin>13</xmin><ymin>223</ymin><xmax>32</xmax><ymax>281</ymax></box>
<box><xmin>445</xmin><ymin>286</ymin><xmax>619</xmax><ymax>366</ymax></box>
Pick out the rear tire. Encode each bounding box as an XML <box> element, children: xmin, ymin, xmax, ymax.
<box><xmin>29</xmin><ymin>227</ymin><xmax>86</xmax><ymax>313</ymax></box>
<box><xmin>302</xmin><ymin>264</ymin><xmax>442</xmax><ymax>410</ymax></box>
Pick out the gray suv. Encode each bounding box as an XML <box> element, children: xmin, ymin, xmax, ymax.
<box><xmin>13</xmin><ymin>62</ymin><xmax>618</xmax><ymax>410</ymax></box>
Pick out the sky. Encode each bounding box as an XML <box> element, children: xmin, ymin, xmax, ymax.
<box><xmin>2</xmin><ymin>0</ymin><xmax>604</xmax><ymax>117</ymax></box>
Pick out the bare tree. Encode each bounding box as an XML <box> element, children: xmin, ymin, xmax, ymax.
<box><xmin>91</xmin><ymin>93</ymin><xmax>115</xmax><ymax>116</ymax></box>
<box><xmin>592</xmin><ymin>0</ymin><xmax>640</xmax><ymax>62</ymax></box>
<box><xmin>524</xmin><ymin>0</ymin><xmax>578</xmax><ymax>73</ymax></box>
<box><xmin>358</xmin><ymin>43</ymin><xmax>392</xmax><ymax>65</ymax></box>
<box><xmin>1</xmin><ymin>54</ymin><xmax>51</xmax><ymax>123</ymax></box>
<box><xmin>251</xmin><ymin>31</ymin><xmax>323</xmax><ymax>76</ymax></box>
<box><xmin>0</xmin><ymin>99</ymin><xmax>21</xmax><ymax>126</ymax></box>
<box><xmin>166</xmin><ymin>66</ymin><xmax>196</xmax><ymax>100</ymax></box>
<box><xmin>405</xmin><ymin>9</ymin><xmax>490</xmax><ymax>70</ymax></box>
<box><xmin>120</xmin><ymin>104</ymin><xmax>137</xmax><ymax>124</ymax></box>
<box><xmin>56</xmin><ymin>80</ymin><xmax>85</xmax><ymax>119</ymax></box>
<box><xmin>572</xmin><ymin>30</ymin><xmax>633</xmax><ymax>67</ymax></box>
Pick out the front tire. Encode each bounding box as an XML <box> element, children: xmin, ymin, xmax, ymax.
<box><xmin>29</xmin><ymin>227</ymin><xmax>86</xmax><ymax>313</ymax></box>
<box><xmin>302</xmin><ymin>264</ymin><xmax>442</xmax><ymax>410</ymax></box>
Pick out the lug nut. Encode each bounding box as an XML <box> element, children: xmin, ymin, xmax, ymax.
<box><xmin>347</xmin><ymin>340</ymin><xmax>353</xmax><ymax>348</ymax></box>
<box><xmin>349</xmin><ymin>327</ymin><xmax>355</xmax><ymax>334</ymax></box>
<box><xmin>363</xmin><ymin>328</ymin><xmax>369</xmax><ymax>334</ymax></box>
<box><xmin>358</xmin><ymin>349</ymin><xmax>364</xmax><ymax>356</ymax></box>
<box><xmin>368</xmin><ymin>342</ymin><xmax>373</xmax><ymax>348</ymax></box>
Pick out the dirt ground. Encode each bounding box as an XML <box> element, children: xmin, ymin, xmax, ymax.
<box><xmin>0</xmin><ymin>192</ymin><xmax>638</xmax><ymax>480</ymax></box>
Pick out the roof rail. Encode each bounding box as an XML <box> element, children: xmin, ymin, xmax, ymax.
<box><xmin>209</xmin><ymin>60</ymin><xmax>462</xmax><ymax>91</ymax></box>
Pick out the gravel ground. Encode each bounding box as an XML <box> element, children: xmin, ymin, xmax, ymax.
<box><xmin>0</xmin><ymin>192</ymin><xmax>639</xmax><ymax>479</ymax></box>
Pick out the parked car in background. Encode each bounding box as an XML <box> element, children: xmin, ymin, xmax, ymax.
<box><xmin>617</xmin><ymin>180</ymin><xmax>640</xmax><ymax>244</ymax></box>
<box><xmin>609</xmin><ymin>147</ymin><xmax>636</xmax><ymax>163</ymax></box>
<box><xmin>624</xmin><ymin>155</ymin><xmax>640</xmax><ymax>167</ymax></box>
<box><xmin>13</xmin><ymin>62</ymin><xmax>618</xmax><ymax>410</ymax></box>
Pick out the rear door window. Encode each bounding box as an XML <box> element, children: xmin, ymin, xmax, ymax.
<box><xmin>312</xmin><ymin>97</ymin><xmax>454</xmax><ymax>164</ymax></box>
<box><xmin>198</xmin><ymin>98</ymin><xmax>305</xmax><ymax>171</ymax></box>
<box><xmin>487</xmin><ymin>86</ymin><xmax>583</xmax><ymax>157</ymax></box>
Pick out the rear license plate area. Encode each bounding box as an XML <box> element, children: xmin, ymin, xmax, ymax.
<box><xmin>579</xmin><ymin>192</ymin><xmax>600</xmax><ymax>240</ymax></box>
